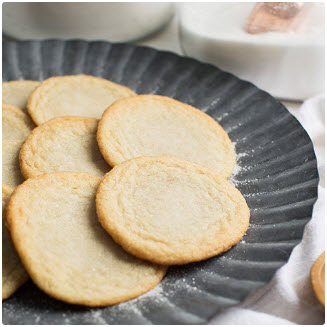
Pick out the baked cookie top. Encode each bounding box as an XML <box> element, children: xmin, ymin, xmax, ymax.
<box><xmin>2</xmin><ymin>80</ymin><xmax>41</xmax><ymax>112</ymax></box>
<box><xmin>2</xmin><ymin>103</ymin><xmax>35</xmax><ymax>141</ymax></box>
<box><xmin>96</xmin><ymin>156</ymin><xmax>250</xmax><ymax>265</ymax></box>
<box><xmin>2</xmin><ymin>184</ymin><xmax>28</xmax><ymax>300</ymax></box>
<box><xmin>97</xmin><ymin>95</ymin><xmax>235</xmax><ymax>178</ymax></box>
<box><xmin>6</xmin><ymin>172</ymin><xmax>166</xmax><ymax>306</ymax></box>
<box><xmin>27</xmin><ymin>74</ymin><xmax>136</xmax><ymax>125</ymax></box>
<box><xmin>20</xmin><ymin>116</ymin><xmax>111</xmax><ymax>179</ymax></box>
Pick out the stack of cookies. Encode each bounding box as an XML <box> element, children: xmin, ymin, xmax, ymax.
<box><xmin>2</xmin><ymin>75</ymin><xmax>249</xmax><ymax>306</ymax></box>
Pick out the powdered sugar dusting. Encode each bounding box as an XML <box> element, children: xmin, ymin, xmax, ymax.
<box><xmin>203</xmin><ymin>97</ymin><xmax>221</xmax><ymax>113</ymax></box>
<box><xmin>214</xmin><ymin>110</ymin><xmax>229</xmax><ymax>121</ymax></box>
<box><xmin>228</xmin><ymin>142</ymin><xmax>249</xmax><ymax>187</ymax></box>
<box><xmin>105</xmin><ymin>283</ymin><xmax>167</xmax><ymax>322</ymax></box>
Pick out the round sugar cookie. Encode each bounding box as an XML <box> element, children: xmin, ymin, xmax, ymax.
<box><xmin>6</xmin><ymin>172</ymin><xmax>166</xmax><ymax>306</ymax></box>
<box><xmin>2</xmin><ymin>103</ymin><xmax>35</xmax><ymax>141</ymax></box>
<box><xmin>20</xmin><ymin>116</ymin><xmax>111</xmax><ymax>179</ymax></box>
<box><xmin>3</xmin><ymin>140</ymin><xmax>25</xmax><ymax>188</ymax></box>
<box><xmin>2</xmin><ymin>184</ymin><xmax>28</xmax><ymax>300</ymax></box>
<box><xmin>96</xmin><ymin>156</ymin><xmax>250</xmax><ymax>265</ymax></box>
<box><xmin>27</xmin><ymin>75</ymin><xmax>136</xmax><ymax>125</ymax></box>
<box><xmin>97</xmin><ymin>95</ymin><xmax>236</xmax><ymax>178</ymax></box>
<box><xmin>2</xmin><ymin>80</ymin><xmax>41</xmax><ymax>111</ymax></box>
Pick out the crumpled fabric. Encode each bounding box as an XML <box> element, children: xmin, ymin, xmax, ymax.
<box><xmin>210</xmin><ymin>95</ymin><xmax>325</xmax><ymax>325</ymax></box>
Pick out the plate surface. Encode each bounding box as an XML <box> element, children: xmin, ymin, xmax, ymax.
<box><xmin>2</xmin><ymin>40</ymin><xmax>319</xmax><ymax>324</ymax></box>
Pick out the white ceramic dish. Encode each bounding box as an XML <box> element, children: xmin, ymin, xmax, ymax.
<box><xmin>179</xmin><ymin>3</ymin><xmax>324</xmax><ymax>101</ymax></box>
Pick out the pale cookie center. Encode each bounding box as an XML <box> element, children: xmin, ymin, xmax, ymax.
<box><xmin>114</xmin><ymin>167</ymin><xmax>235</xmax><ymax>246</ymax></box>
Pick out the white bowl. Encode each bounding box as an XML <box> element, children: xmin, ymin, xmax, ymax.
<box><xmin>3</xmin><ymin>3</ymin><xmax>174</xmax><ymax>42</ymax></box>
<box><xmin>179</xmin><ymin>3</ymin><xmax>324</xmax><ymax>101</ymax></box>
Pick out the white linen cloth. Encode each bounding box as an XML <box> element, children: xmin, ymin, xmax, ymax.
<box><xmin>210</xmin><ymin>95</ymin><xmax>325</xmax><ymax>325</ymax></box>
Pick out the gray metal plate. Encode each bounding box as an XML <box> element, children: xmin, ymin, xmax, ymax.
<box><xmin>2</xmin><ymin>39</ymin><xmax>319</xmax><ymax>324</ymax></box>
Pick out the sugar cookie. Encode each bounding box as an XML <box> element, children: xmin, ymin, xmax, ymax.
<box><xmin>6</xmin><ymin>172</ymin><xmax>166</xmax><ymax>306</ymax></box>
<box><xmin>96</xmin><ymin>156</ymin><xmax>249</xmax><ymax>265</ymax></box>
<box><xmin>97</xmin><ymin>95</ymin><xmax>235</xmax><ymax>178</ymax></box>
<box><xmin>2</xmin><ymin>103</ymin><xmax>35</xmax><ymax>141</ymax></box>
<box><xmin>27</xmin><ymin>75</ymin><xmax>136</xmax><ymax>125</ymax></box>
<box><xmin>2</xmin><ymin>80</ymin><xmax>40</xmax><ymax>111</ymax></box>
<box><xmin>20</xmin><ymin>117</ymin><xmax>111</xmax><ymax>179</ymax></box>
<box><xmin>2</xmin><ymin>184</ymin><xmax>28</xmax><ymax>300</ymax></box>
